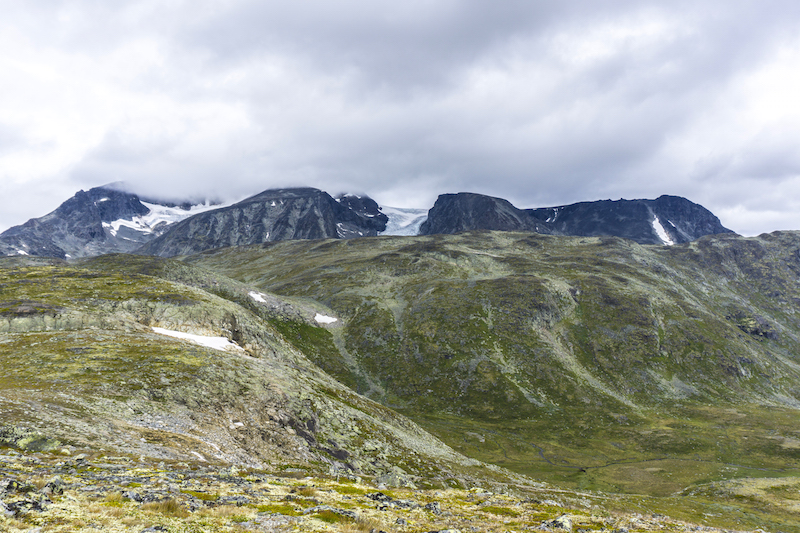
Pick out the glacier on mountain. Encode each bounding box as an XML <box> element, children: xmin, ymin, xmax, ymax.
<box><xmin>380</xmin><ymin>206</ymin><xmax>428</xmax><ymax>236</ymax></box>
<box><xmin>103</xmin><ymin>200</ymin><xmax>235</xmax><ymax>238</ymax></box>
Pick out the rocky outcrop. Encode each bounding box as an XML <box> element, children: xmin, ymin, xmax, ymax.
<box><xmin>334</xmin><ymin>193</ymin><xmax>389</xmax><ymax>237</ymax></box>
<box><xmin>419</xmin><ymin>193</ymin><xmax>546</xmax><ymax>235</ymax></box>
<box><xmin>529</xmin><ymin>194</ymin><xmax>734</xmax><ymax>244</ymax></box>
<box><xmin>138</xmin><ymin>188</ymin><xmax>388</xmax><ymax>257</ymax></box>
<box><xmin>421</xmin><ymin>192</ymin><xmax>734</xmax><ymax>244</ymax></box>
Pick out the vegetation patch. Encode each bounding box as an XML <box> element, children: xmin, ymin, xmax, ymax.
<box><xmin>181</xmin><ymin>490</ymin><xmax>219</xmax><ymax>501</ymax></box>
<box><xmin>141</xmin><ymin>498</ymin><xmax>189</xmax><ymax>518</ymax></box>
<box><xmin>481</xmin><ymin>505</ymin><xmax>520</xmax><ymax>517</ymax></box>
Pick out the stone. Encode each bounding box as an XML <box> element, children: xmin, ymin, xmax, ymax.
<box><xmin>543</xmin><ymin>514</ymin><xmax>572</xmax><ymax>531</ymax></box>
<box><xmin>123</xmin><ymin>490</ymin><xmax>143</xmax><ymax>502</ymax></box>
<box><xmin>303</xmin><ymin>505</ymin><xmax>357</xmax><ymax>520</ymax></box>
<box><xmin>41</xmin><ymin>476</ymin><xmax>64</xmax><ymax>496</ymax></box>
<box><xmin>375</xmin><ymin>466</ymin><xmax>415</xmax><ymax>488</ymax></box>
<box><xmin>0</xmin><ymin>501</ymin><xmax>14</xmax><ymax>518</ymax></box>
<box><xmin>424</xmin><ymin>501</ymin><xmax>442</xmax><ymax>515</ymax></box>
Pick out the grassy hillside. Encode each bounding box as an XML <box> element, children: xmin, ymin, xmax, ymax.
<box><xmin>4</xmin><ymin>232</ymin><xmax>800</xmax><ymax>530</ymax></box>
<box><xmin>0</xmin><ymin>254</ymin><xmax>498</xmax><ymax>489</ymax></box>
<box><xmin>187</xmin><ymin>231</ymin><xmax>800</xmax><ymax>511</ymax></box>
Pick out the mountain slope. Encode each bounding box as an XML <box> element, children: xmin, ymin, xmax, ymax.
<box><xmin>187</xmin><ymin>230</ymin><xmax>800</xmax><ymax>498</ymax></box>
<box><xmin>1</xmin><ymin>185</ymin><xmax>733</xmax><ymax>260</ymax></box>
<box><xmin>3</xmin><ymin>237</ymin><xmax>800</xmax><ymax>530</ymax></box>
<box><xmin>0</xmin><ymin>254</ymin><xmax>486</xmax><ymax>487</ymax></box>
<box><xmin>0</xmin><ymin>185</ymin><xmax>222</xmax><ymax>260</ymax></box>
<box><xmin>138</xmin><ymin>188</ymin><xmax>388</xmax><ymax>257</ymax></box>
<box><xmin>421</xmin><ymin>192</ymin><xmax>735</xmax><ymax>244</ymax></box>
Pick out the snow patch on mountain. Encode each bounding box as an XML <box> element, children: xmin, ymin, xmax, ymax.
<box><xmin>151</xmin><ymin>327</ymin><xmax>243</xmax><ymax>352</ymax></box>
<box><xmin>314</xmin><ymin>313</ymin><xmax>338</xmax><ymax>324</ymax></box>
<box><xmin>652</xmin><ymin>216</ymin><xmax>675</xmax><ymax>245</ymax></box>
<box><xmin>249</xmin><ymin>291</ymin><xmax>267</xmax><ymax>303</ymax></box>
<box><xmin>380</xmin><ymin>206</ymin><xmax>428</xmax><ymax>236</ymax></box>
<box><xmin>102</xmin><ymin>200</ymin><xmax>233</xmax><ymax>237</ymax></box>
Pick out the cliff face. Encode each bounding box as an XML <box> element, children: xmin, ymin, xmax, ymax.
<box><xmin>2</xmin><ymin>185</ymin><xmax>733</xmax><ymax>260</ymax></box>
<box><xmin>138</xmin><ymin>188</ymin><xmax>388</xmax><ymax>257</ymax></box>
<box><xmin>0</xmin><ymin>186</ymin><xmax>152</xmax><ymax>259</ymax></box>
<box><xmin>419</xmin><ymin>192</ymin><xmax>545</xmax><ymax>235</ymax></box>
<box><xmin>421</xmin><ymin>193</ymin><xmax>734</xmax><ymax>244</ymax></box>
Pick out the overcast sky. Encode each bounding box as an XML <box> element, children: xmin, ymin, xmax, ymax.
<box><xmin>2</xmin><ymin>1</ymin><xmax>800</xmax><ymax>235</ymax></box>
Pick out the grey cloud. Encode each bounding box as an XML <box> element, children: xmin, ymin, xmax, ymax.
<box><xmin>4</xmin><ymin>1</ymin><xmax>800</xmax><ymax>235</ymax></box>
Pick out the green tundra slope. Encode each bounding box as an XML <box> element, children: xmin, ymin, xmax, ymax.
<box><xmin>5</xmin><ymin>232</ymin><xmax>800</xmax><ymax>530</ymax></box>
<box><xmin>0</xmin><ymin>254</ymin><xmax>498</xmax><ymax>489</ymax></box>
<box><xmin>186</xmin><ymin>230</ymin><xmax>800</xmax><ymax>503</ymax></box>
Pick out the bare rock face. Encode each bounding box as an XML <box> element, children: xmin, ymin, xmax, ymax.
<box><xmin>419</xmin><ymin>193</ymin><xmax>547</xmax><ymax>235</ymax></box>
<box><xmin>1</xmin><ymin>184</ymin><xmax>731</xmax><ymax>259</ymax></box>
<box><xmin>0</xmin><ymin>186</ymin><xmax>152</xmax><ymax>259</ymax></box>
<box><xmin>0</xmin><ymin>185</ymin><xmax>388</xmax><ymax>260</ymax></box>
<box><xmin>420</xmin><ymin>193</ymin><xmax>734</xmax><ymax>245</ymax></box>
<box><xmin>137</xmin><ymin>188</ymin><xmax>388</xmax><ymax>258</ymax></box>
<box><xmin>334</xmin><ymin>193</ymin><xmax>389</xmax><ymax>237</ymax></box>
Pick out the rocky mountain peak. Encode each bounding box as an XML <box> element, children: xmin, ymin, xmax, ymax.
<box><xmin>419</xmin><ymin>192</ymin><xmax>543</xmax><ymax>235</ymax></box>
<box><xmin>422</xmin><ymin>192</ymin><xmax>734</xmax><ymax>245</ymax></box>
<box><xmin>0</xmin><ymin>186</ymin><xmax>153</xmax><ymax>259</ymax></box>
<box><xmin>1</xmin><ymin>185</ymin><xmax>736</xmax><ymax>260</ymax></box>
<box><xmin>137</xmin><ymin>187</ymin><xmax>389</xmax><ymax>257</ymax></box>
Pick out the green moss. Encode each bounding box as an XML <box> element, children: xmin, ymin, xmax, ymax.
<box><xmin>254</xmin><ymin>503</ymin><xmax>301</xmax><ymax>516</ymax></box>
<box><xmin>481</xmin><ymin>505</ymin><xmax>520</xmax><ymax>517</ymax></box>
<box><xmin>268</xmin><ymin>317</ymin><xmax>357</xmax><ymax>389</ymax></box>
<box><xmin>311</xmin><ymin>509</ymin><xmax>354</xmax><ymax>524</ymax></box>
<box><xmin>333</xmin><ymin>485</ymin><xmax>366</xmax><ymax>495</ymax></box>
<box><xmin>182</xmin><ymin>490</ymin><xmax>219</xmax><ymax>501</ymax></box>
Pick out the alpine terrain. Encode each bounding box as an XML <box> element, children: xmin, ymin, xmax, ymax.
<box><xmin>0</xmin><ymin>184</ymin><xmax>228</xmax><ymax>260</ymax></box>
<box><xmin>419</xmin><ymin>193</ymin><xmax>734</xmax><ymax>245</ymax></box>
<box><xmin>1</xmin><ymin>185</ymin><xmax>798</xmax><ymax>532</ymax></box>
<box><xmin>1</xmin><ymin>185</ymin><xmax>733</xmax><ymax>260</ymax></box>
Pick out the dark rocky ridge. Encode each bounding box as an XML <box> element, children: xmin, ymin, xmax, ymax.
<box><xmin>0</xmin><ymin>186</ymin><xmax>388</xmax><ymax>260</ymax></box>
<box><xmin>420</xmin><ymin>192</ymin><xmax>735</xmax><ymax>244</ymax></box>
<box><xmin>138</xmin><ymin>188</ymin><xmax>388</xmax><ymax>258</ymax></box>
<box><xmin>2</xmin><ymin>184</ymin><xmax>734</xmax><ymax>260</ymax></box>
<box><xmin>0</xmin><ymin>186</ymin><xmax>153</xmax><ymax>259</ymax></box>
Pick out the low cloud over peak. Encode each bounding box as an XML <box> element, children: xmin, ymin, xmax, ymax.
<box><xmin>3</xmin><ymin>0</ymin><xmax>800</xmax><ymax>235</ymax></box>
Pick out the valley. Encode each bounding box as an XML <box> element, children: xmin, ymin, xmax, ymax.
<box><xmin>2</xmin><ymin>229</ymin><xmax>800</xmax><ymax>530</ymax></box>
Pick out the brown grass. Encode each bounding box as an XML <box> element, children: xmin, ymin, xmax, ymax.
<box><xmin>203</xmin><ymin>505</ymin><xmax>254</xmax><ymax>519</ymax></box>
<box><xmin>141</xmin><ymin>498</ymin><xmax>189</xmax><ymax>518</ymax></box>
<box><xmin>28</xmin><ymin>476</ymin><xmax>48</xmax><ymax>490</ymax></box>
<box><xmin>104</xmin><ymin>492</ymin><xmax>125</xmax><ymax>505</ymax></box>
<box><xmin>341</xmin><ymin>516</ymin><xmax>394</xmax><ymax>532</ymax></box>
<box><xmin>294</xmin><ymin>486</ymin><xmax>318</xmax><ymax>497</ymax></box>
<box><xmin>105</xmin><ymin>506</ymin><xmax>126</xmax><ymax>518</ymax></box>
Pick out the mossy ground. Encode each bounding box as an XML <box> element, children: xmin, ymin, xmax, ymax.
<box><xmin>0</xmin><ymin>257</ymin><xmax>501</xmax><ymax>486</ymax></box>
<box><xmin>5</xmin><ymin>232</ymin><xmax>800</xmax><ymax>529</ymax></box>
<box><xmin>187</xmin><ymin>231</ymin><xmax>800</xmax><ymax>510</ymax></box>
<box><xmin>1</xmin><ymin>447</ymin><xmax>786</xmax><ymax>532</ymax></box>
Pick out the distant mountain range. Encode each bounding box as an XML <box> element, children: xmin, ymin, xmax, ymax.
<box><xmin>0</xmin><ymin>183</ymin><xmax>734</xmax><ymax>259</ymax></box>
<box><xmin>420</xmin><ymin>192</ymin><xmax>733</xmax><ymax>245</ymax></box>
